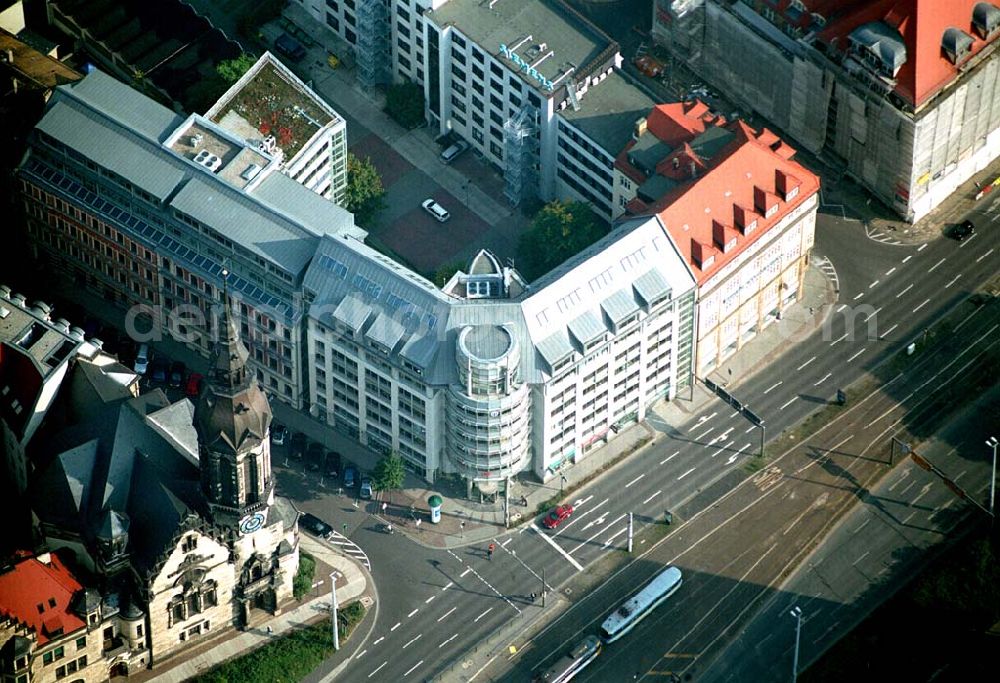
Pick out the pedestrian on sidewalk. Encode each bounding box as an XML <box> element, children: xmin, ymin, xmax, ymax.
<box><xmin>487</xmin><ymin>542</ymin><xmax>495</xmax><ymax>560</ymax></box>
<box><xmin>266</xmin><ymin>625</ymin><xmax>273</xmax><ymax>635</ymax></box>
<box><xmin>529</xmin><ymin>592</ymin><xmax>536</xmax><ymax>603</ymax></box>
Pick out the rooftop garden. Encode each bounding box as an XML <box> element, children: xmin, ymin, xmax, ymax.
<box><xmin>217</xmin><ymin>61</ymin><xmax>331</xmax><ymax>160</ymax></box>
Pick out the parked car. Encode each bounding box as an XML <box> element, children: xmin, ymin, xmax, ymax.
<box><xmin>343</xmin><ymin>465</ymin><xmax>358</xmax><ymax>489</ymax></box>
<box><xmin>271</xmin><ymin>423</ymin><xmax>288</xmax><ymax>447</ymax></box>
<box><xmin>440</xmin><ymin>140</ymin><xmax>469</xmax><ymax>163</ymax></box>
<box><xmin>184</xmin><ymin>372</ymin><xmax>203</xmax><ymax>398</ymax></box>
<box><xmin>950</xmin><ymin>219</ymin><xmax>975</xmax><ymax>241</ymax></box>
<box><xmin>633</xmin><ymin>55</ymin><xmax>664</xmax><ymax>78</ymax></box>
<box><xmin>290</xmin><ymin>432</ymin><xmax>307</xmax><ymax>459</ymax></box>
<box><xmin>325</xmin><ymin>450</ymin><xmax>341</xmax><ymax>478</ymax></box>
<box><xmin>300</xmin><ymin>512</ymin><xmax>333</xmax><ymax>538</ymax></box>
<box><xmin>307</xmin><ymin>442</ymin><xmax>324</xmax><ymax>471</ymax></box>
<box><xmin>275</xmin><ymin>33</ymin><xmax>307</xmax><ymax>61</ymax></box>
<box><xmin>359</xmin><ymin>477</ymin><xmax>374</xmax><ymax>499</ymax></box>
<box><xmin>542</xmin><ymin>504</ymin><xmax>574</xmax><ymax>530</ymax></box>
<box><xmin>150</xmin><ymin>357</ymin><xmax>169</xmax><ymax>384</ymax></box>
<box><xmin>168</xmin><ymin>361</ymin><xmax>186</xmax><ymax>388</ymax></box>
<box><xmin>133</xmin><ymin>343</ymin><xmax>150</xmax><ymax>375</ymax></box>
<box><xmin>422</xmin><ymin>198</ymin><xmax>450</xmax><ymax>222</ymax></box>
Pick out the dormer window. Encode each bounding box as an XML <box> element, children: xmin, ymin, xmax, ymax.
<box><xmin>765</xmin><ymin>203</ymin><xmax>779</xmax><ymax>219</ymax></box>
<box><xmin>942</xmin><ymin>27</ymin><xmax>974</xmax><ymax>65</ymax></box>
<box><xmin>972</xmin><ymin>3</ymin><xmax>1000</xmax><ymax>40</ymax></box>
<box><xmin>786</xmin><ymin>185</ymin><xmax>799</xmax><ymax>201</ymax></box>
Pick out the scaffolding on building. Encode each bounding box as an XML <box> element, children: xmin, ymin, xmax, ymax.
<box><xmin>503</xmin><ymin>105</ymin><xmax>537</xmax><ymax>206</ymax></box>
<box><xmin>356</xmin><ymin>0</ymin><xmax>390</xmax><ymax>87</ymax></box>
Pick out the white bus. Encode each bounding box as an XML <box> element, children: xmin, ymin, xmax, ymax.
<box><xmin>533</xmin><ymin>635</ymin><xmax>602</xmax><ymax>683</ymax></box>
<box><xmin>599</xmin><ymin>566</ymin><xmax>683</xmax><ymax>643</ymax></box>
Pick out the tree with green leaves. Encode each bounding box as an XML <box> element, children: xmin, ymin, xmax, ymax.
<box><xmin>344</xmin><ymin>153</ymin><xmax>386</xmax><ymax>227</ymax></box>
<box><xmin>216</xmin><ymin>53</ymin><xmax>258</xmax><ymax>85</ymax></box>
<box><xmin>372</xmin><ymin>453</ymin><xmax>406</xmax><ymax>504</ymax></box>
<box><xmin>385</xmin><ymin>82</ymin><xmax>425</xmax><ymax>130</ymax></box>
<box><xmin>516</xmin><ymin>200</ymin><xmax>608</xmax><ymax>282</ymax></box>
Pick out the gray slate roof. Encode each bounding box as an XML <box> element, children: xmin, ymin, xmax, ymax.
<box><xmin>561</xmin><ymin>71</ymin><xmax>657</xmax><ymax>157</ymax></box>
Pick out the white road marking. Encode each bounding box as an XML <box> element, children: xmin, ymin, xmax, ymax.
<box><xmin>928</xmin><ymin>258</ymin><xmax>945</xmax><ymax>272</ymax></box>
<box><xmin>660</xmin><ymin>450</ymin><xmax>680</xmax><ymax>465</ymax></box>
<box><xmin>424</xmin><ymin>595</ymin><xmax>435</xmax><ymax>604</ymax></box>
<box><xmin>407</xmin><ymin>608</ymin><xmax>419</xmax><ymax>618</ymax></box>
<box><xmin>437</xmin><ymin>607</ymin><xmax>457</xmax><ymax>622</ymax></box>
<box><xmin>976</xmin><ymin>248</ymin><xmax>994</xmax><ymax>263</ymax></box>
<box><xmin>958</xmin><ymin>232</ymin><xmax>977</xmax><ymax>248</ymax></box>
<box><xmin>797</xmin><ymin>356</ymin><xmax>816</xmax><ymax>371</ymax></box>
<box><xmin>884</xmin><ymin>267</ymin><xmax>896</xmax><ymax>277</ymax></box>
<box><xmin>853</xmin><ymin>551</ymin><xmax>870</xmax><ymax>565</ymax></box>
<box><xmin>847</xmin><ymin>348</ymin><xmax>865</xmax><ymax>363</ymax></box>
<box><xmin>727</xmin><ymin>443</ymin><xmax>753</xmax><ymax>465</ymax></box>
<box><xmin>571</xmin><ymin>514</ymin><xmax>627</xmax><ymax>554</ymax></box>
<box><xmin>403</xmin><ymin>634</ymin><xmax>422</xmax><ymax>649</ymax></box>
<box><xmin>764</xmin><ymin>381</ymin><xmax>783</xmax><ymax>393</ymax></box>
<box><xmin>695</xmin><ymin>426</ymin><xmax>715</xmax><ymax>441</ymax></box>
<box><xmin>368</xmin><ymin>662</ymin><xmax>387</xmax><ymax>678</ymax></box>
<box><xmin>902</xmin><ymin>254</ymin><xmax>913</xmax><ymax>263</ymax></box>
<box><xmin>642</xmin><ymin>490</ymin><xmax>662</xmax><ymax>505</ymax></box>
<box><xmin>830</xmin><ymin>333</ymin><xmax>848</xmax><ymax>346</ymax></box>
<box><xmin>945</xmin><ymin>274</ymin><xmax>961</xmax><ymax>288</ymax></box>
<box><xmin>745</xmin><ymin>425</ymin><xmax>756</xmax><ymax>434</ymax></box>
<box><xmin>531</xmin><ymin>523</ymin><xmax>584</xmax><ymax>571</ymax></box>
<box><xmin>474</xmin><ymin>607</ymin><xmax>493</xmax><ymax>622</ymax></box>
<box><xmin>439</xmin><ymin>634</ymin><xmax>458</xmax><ymax>649</ymax></box>
<box><xmin>460</xmin><ymin>568</ymin><xmax>471</xmax><ymax>578</ymax></box>
<box><xmin>501</xmin><ymin>537</ymin><xmax>513</xmax><ymax>548</ymax></box>
<box><xmin>862</xmin><ymin>306</ymin><xmax>882</xmax><ymax>322</ymax></box>
<box><xmin>853</xmin><ymin>292</ymin><xmax>864</xmax><ymax>300</ymax></box>
<box><xmin>355</xmin><ymin>649</ymin><xmax>367</xmax><ymax>660</ymax></box>
<box><xmin>559</xmin><ymin>498</ymin><xmax>607</xmax><ymax>534</ymax></box>
<box><xmin>881</xmin><ymin>323</ymin><xmax>898</xmax><ymax>337</ymax></box>
<box><xmin>572</xmin><ymin>494</ymin><xmax>594</xmax><ymax>508</ymax></box>
<box><xmin>868</xmin><ymin>279</ymin><xmax>879</xmax><ymax>289</ymax></box>
<box><xmin>814</xmin><ymin>372</ymin><xmax>831</xmax><ymax>386</ymax></box>
<box><xmin>779</xmin><ymin>397</ymin><xmax>797</xmax><ymax>410</ymax></box>
<box><xmin>853</xmin><ymin>519</ymin><xmax>870</xmax><ymax>534</ymax></box>
<box><xmin>625</xmin><ymin>473</ymin><xmax>645</xmax><ymax>488</ymax></box>
<box><xmin>917</xmin><ymin>243</ymin><xmax>928</xmax><ymax>251</ymax></box>
<box><xmin>373</xmin><ymin>636</ymin><xmax>385</xmax><ymax>646</ymax></box>
<box><xmin>391</xmin><ymin>622</ymin><xmax>401</xmax><ymax>631</ymax></box>
<box><xmin>836</xmin><ymin>304</ymin><xmax>848</xmax><ymax>313</ymax></box>
<box><xmin>695</xmin><ymin>411</ymin><xmax>717</xmax><ymax>426</ymax></box>
<box><xmin>913</xmin><ymin>298</ymin><xmax>930</xmax><ymax>313</ymax></box>
<box><xmin>896</xmin><ymin>284</ymin><xmax>913</xmax><ymax>298</ymax></box>
<box><xmin>601</xmin><ymin>526</ymin><xmax>629</xmax><ymax>549</ymax></box>
<box><xmin>442</xmin><ymin>581</ymin><xmax>454</xmax><ymax>591</ymax></box>
<box><xmin>403</xmin><ymin>660</ymin><xmax>423</xmax><ymax>677</ymax></box>
<box><xmin>677</xmin><ymin>467</ymin><xmax>696</xmax><ymax>480</ymax></box>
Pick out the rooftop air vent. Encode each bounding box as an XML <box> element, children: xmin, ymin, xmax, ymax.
<box><xmin>193</xmin><ymin>149</ymin><xmax>222</xmax><ymax>172</ymax></box>
<box><xmin>942</xmin><ymin>27</ymin><xmax>974</xmax><ymax>64</ymax></box>
<box><xmin>191</xmin><ymin>133</ymin><xmax>204</xmax><ymax>148</ymax></box>
<box><xmin>258</xmin><ymin>135</ymin><xmax>277</xmax><ymax>154</ymax></box>
<box><xmin>241</xmin><ymin>163</ymin><xmax>262</xmax><ymax>181</ymax></box>
<box><xmin>52</xmin><ymin>318</ymin><xmax>71</xmax><ymax>333</ymax></box>
<box><xmin>0</xmin><ymin>284</ymin><xmax>11</xmax><ymax>300</ymax></box>
<box><xmin>30</xmin><ymin>301</ymin><xmax>52</xmax><ymax>320</ymax></box>
<box><xmin>10</xmin><ymin>293</ymin><xmax>27</xmax><ymax>308</ymax></box>
<box><xmin>68</xmin><ymin>326</ymin><xmax>86</xmax><ymax>341</ymax></box>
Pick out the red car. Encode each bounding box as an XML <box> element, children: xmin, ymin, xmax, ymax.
<box><xmin>542</xmin><ymin>504</ymin><xmax>574</xmax><ymax>529</ymax></box>
<box><xmin>184</xmin><ymin>372</ymin><xmax>204</xmax><ymax>398</ymax></box>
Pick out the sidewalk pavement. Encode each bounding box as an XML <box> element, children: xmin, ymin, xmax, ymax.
<box><xmin>137</xmin><ymin>534</ymin><xmax>371</xmax><ymax>682</ymax></box>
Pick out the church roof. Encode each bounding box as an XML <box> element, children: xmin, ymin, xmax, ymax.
<box><xmin>0</xmin><ymin>552</ymin><xmax>86</xmax><ymax>645</ymax></box>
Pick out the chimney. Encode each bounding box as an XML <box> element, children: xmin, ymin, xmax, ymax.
<box><xmin>37</xmin><ymin>552</ymin><xmax>52</xmax><ymax>565</ymax></box>
<box><xmin>633</xmin><ymin>116</ymin><xmax>648</xmax><ymax>139</ymax></box>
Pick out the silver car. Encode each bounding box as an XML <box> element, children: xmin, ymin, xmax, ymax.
<box><xmin>360</xmin><ymin>477</ymin><xmax>374</xmax><ymax>499</ymax></box>
<box><xmin>422</xmin><ymin>198</ymin><xmax>450</xmax><ymax>222</ymax></box>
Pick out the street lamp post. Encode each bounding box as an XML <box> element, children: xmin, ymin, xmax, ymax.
<box><xmin>987</xmin><ymin>437</ymin><xmax>998</xmax><ymax>519</ymax></box>
<box><xmin>789</xmin><ymin>606</ymin><xmax>802</xmax><ymax>683</ymax></box>
<box><xmin>330</xmin><ymin>572</ymin><xmax>340</xmax><ymax>651</ymax></box>
<box><xmin>560</xmin><ymin>475</ymin><xmax>567</xmax><ymax>493</ymax></box>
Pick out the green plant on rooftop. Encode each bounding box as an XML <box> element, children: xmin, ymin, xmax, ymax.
<box><xmin>385</xmin><ymin>82</ymin><xmax>425</xmax><ymax>130</ymax></box>
<box><xmin>217</xmin><ymin>63</ymin><xmax>329</xmax><ymax>161</ymax></box>
<box><xmin>517</xmin><ymin>200</ymin><xmax>608</xmax><ymax>282</ymax></box>
<box><xmin>344</xmin><ymin>153</ymin><xmax>386</xmax><ymax>228</ymax></box>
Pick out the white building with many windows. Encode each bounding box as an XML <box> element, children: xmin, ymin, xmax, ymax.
<box><xmin>303</xmin><ymin>216</ymin><xmax>696</xmax><ymax>493</ymax></box>
<box><xmin>299</xmin><ymin>0</ymin><xmax>659</xmax><ymax>219</ymax></box>
<box><xmin>205</xmin><ymin>52</ymin><xmax>349</xmax><ymax>205</ymax></box>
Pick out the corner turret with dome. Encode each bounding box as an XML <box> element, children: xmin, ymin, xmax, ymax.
<box><xmin>194</xmin><ymin>270</ymin><xmax>275</xmax><ymax>531</ymax></box>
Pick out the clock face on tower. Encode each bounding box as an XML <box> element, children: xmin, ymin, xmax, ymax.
<box><xmin>238</xmin><ymin>510</ymin><xmax>267</xmax><ymax>535</ymax></box>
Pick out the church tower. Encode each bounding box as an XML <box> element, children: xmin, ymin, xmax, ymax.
<box><xmin>194</xmin><ymin>275</ymin><xmax>274</xmax><ymax>534</ymax></box>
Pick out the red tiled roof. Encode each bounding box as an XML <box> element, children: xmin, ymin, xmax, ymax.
<box><xmin>654</xmin><ymin>122</ymin><xmax>820</xmax><ymax>285</ymax></box>
<box><xmin>0</xmin><ymin>552</ymin><xmax>86</xmax><ymax>645</ymax></box>
<box><xmin>814</xmin><ymin>0</ymin><xmax>1000</xmax><ymax>107</ymax></box>
<box><xmin>615</xmin><ymin>100</ymin><xmax>728</xmax><ymax>183</ymax></box>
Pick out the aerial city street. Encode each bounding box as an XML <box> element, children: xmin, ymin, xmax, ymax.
<box><xmin>0</xmin><ymin>1</ymin><xmax>998</xmax><ymax>682</ymax></box>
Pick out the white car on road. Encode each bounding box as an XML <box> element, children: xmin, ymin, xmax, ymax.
<box><xmin>422</xmin><ymin>198</ymin><xmax>450</xmax><ymax>222</ymax></box>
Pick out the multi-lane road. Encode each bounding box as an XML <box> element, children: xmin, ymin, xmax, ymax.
<box><xmin>321</xmin><ymin>194</ymin><xmax>1000</xmax><ymax>682</ymax></box>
